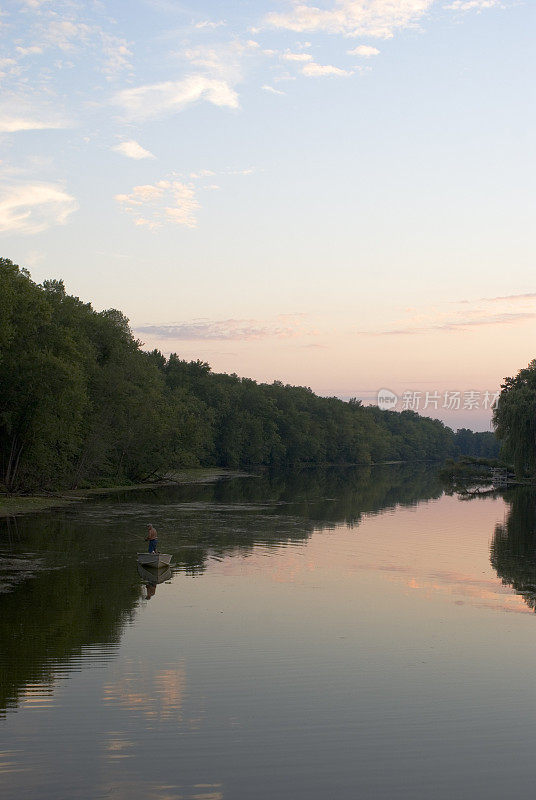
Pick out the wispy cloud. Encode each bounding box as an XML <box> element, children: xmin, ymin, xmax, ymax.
<box><xmin>302</xmin><ymin>61</ymin><xmax>352</xmax><ymax>77</ymax></box>
<box><xmin>361</xmin><ymin>311</ymin><xmax>536</xmax><ymax>335</ymax></box>
<box><xmin>194</xmin><ymin>20</ymin><xmax>227</xmax><ymax>29</ymax></box>
<box><xmin>358</xmin><ymin>290</ymin><xmax>536</xmax><ymax>335</ymax></box>
<box><xmin>15</xmin><ymin>5</ymin><xmax>133</xmax><ymax>76</ymax></box>
<box><xmin>482</xmin><ymin>292</ymin><xmax>536</xmax><ymax>302</ymax></box>
<box><xmin>99</xmin><ymin>32</ymin><xmax>133</xmax><ymax>77</ymax></box>
<box><xmin>0</xmin><ymin>182</ymin><xmax>78</xmax><ymax>234</ymax></box>
<box><xmin>262</xmin><ymin>84</ymin><xmax>286</xmax><ymax>95</ymax></box>
<box><xmin>189</xmin><ymin>168</ymin><xmax>216</xmax><ymax>178</ymax></box>
<box><xmin>115</xmin><ymin>165</ymin><xmax>256</xmax><ymax>229</ymax></box>
<box><xmin>40</xmin><ymin>19</ymin><xmax>93</xmax><ymax>51</ymax></box>
<box><xmin>348</xmin><ymin>45</ymin><xmax>380</xmax><ymax>56</ymax></box>
<box><xmin>112</xmin><ymin>140</ymin><xmax>155</xmax><ymax>160</ymax></box>
<box><xmin>183</xmin><ymin>40</ymin><xmax>256</xmax><ymax>80</ymax></box>
<box><xmin>193</xmin><ymin>166</ymin><xmax>256</xmax><ymax>177</ymax></box>
<box><xmin>136</xmin><ymin>315</ymin><xmax>310</xmax><ymax>341</ymax></box>
<box><xmin>114</xmin><ymin>75</ymin><xmax>239</xmax><ymax>121</ymax></box>
<box><xmin>0</xmin><ymin>115</ymin><xmax>67</xmax><ymax>133</ymax></box>
<box><xmin>265</xmin><ymin>0</ymin><xmax>436</xmax><ymax>39</ymax></box>
<box><xmin>445</xmin><ymin>0</ymin><xmax>502</xmax><ymax>10</ymax></box>
<box><xmin>282</xmin><ymin>52</ymin><xmax>313</xmax><ymax>62</ymax></box>
<box><xmin>115</xmin><ymin>180</ymin><xmax>199</xmax><ymax>229</ymax></box>
<box><xmin>15</xmin><ymin>45</ymin><xmax>44</xmax><ymax>56</ymax></box>
<box><xmin>454</xmin><ymin>292</ymin><xmax>536</xmax><ymax>304</ymax></box>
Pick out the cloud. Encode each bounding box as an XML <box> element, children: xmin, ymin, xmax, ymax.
<box><xmin>181</xmin><ymin>39</ymin><xmax>261</xmax><ymax>86</ymax></box>
<box><xmin>115</xmin><ymin>180</ymin><xmax>199</xmax><ymax>229</ymax></box>
<box><xmin>41</xmin><ymin>19</ymin><xmax>133</xmax><ymax>74</ymax></box>
<box><xmin>436</xmin><ymin>311</ymin><xmax>536</xmax><ymax>330</ymax></box>
<box><xmin>483</xmin><ymin>292</ymin><xmax>536</xmax><ymax>302</ymax></box>
<box><xmin>0</xmin><ymin>58</ymin><xmax>18</xmax><ymax>78</ymax></box>
<box><xmin>282</xmin><ymin>52</ymin><xmax>313</xmax><ymax>61</ymax></box>
<box><xmin>262</xmin><ymin>84</ymin><xmax>286</xmax><ymax>95</ymax></box>
<box><xmin>112</xmin><ymin>140</ymin><xmax>155</xmax><ymax>160</ymax></box>
<box><xmin>358</xmin><ymin>291</ymin><xmax>536</xmax><ymax>335</ymax></box>
<box><xmin>265</xmin><ymin>0</ymin><xmax>436</xmax><ymax>39</ymax></box>
<box><xmin>0</xmin><ymin>183</ymin><xmax>78</xmax><ymax>234</ymax></box>
<box><xmin>302</xmin><ymin>61</ymin><xmax>352</xmax><ymax>77</ymax></box>
<box><xmin>15</xmin><ymin>45</ymin><xmax>44</xmax><ymax>56</ymax></box>
<box><xmin>361</xmin><ymin>311</ymin><xmax>536</xmax><ymax>335</ymax></box>
<box><xmin>189</xmin><ymin>167</ymin><xmax>254</xmax><ymax>180</ymax></box>
<box><xmin>42</xmin><ymin>19</ymin><xmax>93</xmax><ymax>51</ymax></box>
<box><xmin>114</xmin><ymin>75</ymin><xmax>239</xmax><ymax>120</ymax></box>
<box><xmin>348</xmin><ymin>44</ymin><xmax>380</xmax><ymax>56</ymax></box>
<box><xmin>99</xmin><ymin>33</ymin><xmax>133</xmax><ymax>76</ymax></box>
<box><xmin>445</xmin><ymin>0</ymin><xmax>501</xmax><ymax>10</ymax></box>
<box><xmin>114</xmin><ymin>166</ymin><xmax>255</xmax><ymax>230</ymax></box>
<box><xmin>194</xmin><ymin>20</ymin><xmax>227</xmax><ymax>29</ymax></box>
<box><xmin>189</xmin><ymin>168</ymin><xmax>216</xmax><ymax>178</ymax></box>
<box><xmin>0</xmin><ymin>115</ymin><xmax>67</xmax><ymax>132</ymax></box>
<box><xmin>135</xmin><ymin>315</ymin><xmax>309</xmax><ymax>341</ymax></box>
<box><xmin>12</xmin><ymin>3</ymin><xmax>132</xmax><ymax>76</ymax></box>
<box><xmin>452</xmin><ymin>292</ymin><xmax>536</xmax><ymax>305</ymax></box>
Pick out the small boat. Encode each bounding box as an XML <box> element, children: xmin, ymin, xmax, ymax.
<box><xmin>137</xmin><ymin>552</ymin><xmax>173</xmax><ymax>567</ymax></box>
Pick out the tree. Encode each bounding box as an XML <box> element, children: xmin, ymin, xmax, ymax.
<box><xmin>1</xmin><ymin>258</ymin><xmax>496</xmax><ymax>491</ymax></box>
<box><xmin>493</xmin><ymin>360</ymin><xmax>536</xmax><ymax>477</ymax></box>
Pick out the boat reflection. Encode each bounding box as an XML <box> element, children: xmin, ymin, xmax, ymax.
<box><xmin>137</xmin><ymin>563</ymin><xmax>173</xmax><ymax>600</ymax></box>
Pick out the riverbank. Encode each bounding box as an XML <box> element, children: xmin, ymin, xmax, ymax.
<box><xmin>0</xmin><ymin>468</ymin><xmax>249</xmax><ymax>518</ymax></box>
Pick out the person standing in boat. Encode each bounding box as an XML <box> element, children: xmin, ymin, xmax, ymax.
<box><xmin>145</xmin><ymin>523</ymin><xmax>158</xmax><ymax>554</ymax></box>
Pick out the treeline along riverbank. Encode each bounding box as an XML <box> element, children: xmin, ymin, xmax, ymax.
<box><xmin>0</xmin><ymin>259</ymin><xmax>498</xmax><ymax>492</ymax></box>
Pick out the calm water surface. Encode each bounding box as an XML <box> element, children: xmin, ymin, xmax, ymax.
<box><xmin>2</xmin><ymin>465</ymin><xmax>536</xmax><ymax>799</ymax></box>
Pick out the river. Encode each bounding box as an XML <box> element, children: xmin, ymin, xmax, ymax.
<box><xmin>1</xmin><ymin>465</ymin><xmax>536</xmax><ymax>799</ymax></box>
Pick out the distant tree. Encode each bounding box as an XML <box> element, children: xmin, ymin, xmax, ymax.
<box><xmin>453</xmin><ymin>428</ymin><xmax>499</xmax><ymax>459</ymax></box>
<box><xmin>1</xmin><ymin>257</ymin><xmax>498</xmax><ymax>491</ymax></box>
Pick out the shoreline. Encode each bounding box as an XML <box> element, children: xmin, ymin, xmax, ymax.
<box><xmin>0</xmin><ymin>468</ymin><xmax>251</xmax><ymax>518</ymax></box>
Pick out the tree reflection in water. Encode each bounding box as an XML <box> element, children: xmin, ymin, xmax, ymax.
<box><xmin>0</xmin><ymin>464</ymin><xmax>442</xmax><ymax>715</ymax></box>
<box><xmin>491</xmin><ymin>489</ymin><xmax>536</xmax><ymax>612</ymax></box>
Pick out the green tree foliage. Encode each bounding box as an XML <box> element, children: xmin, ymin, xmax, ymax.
<box><xmin>0</xmin><ymin>259</ymin><xmax>498</xmax><ymax>491</ymax></box>
<box><xmin>452</xmin><ymin>428</ymin><xmax>499</xmax><ymax>459</ymax></box>
<box><xmin>493</xmin><ymin>360</ymin><xmax>536</xmax><ymax>477</ymax></box>
<box><xmin>0</xmin><ymin>266</ymin><xmax>88</xmax><ymax>489</ymax></box>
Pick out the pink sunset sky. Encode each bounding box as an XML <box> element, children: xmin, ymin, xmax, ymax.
<box><xmin>2</xmin><ymin>0</ymin><xmax>533</xmax><ymax>431</ymax></box>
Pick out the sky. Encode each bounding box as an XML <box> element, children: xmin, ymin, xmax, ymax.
<box><xmin>1</xmin><ymin>0</ymin><xmax>534</xmax><ymax>431</ymax></box>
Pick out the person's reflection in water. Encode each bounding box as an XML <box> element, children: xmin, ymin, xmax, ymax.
<box><xmin>145</xmin><ymin>582</ymin><xmax>156</xmax><ymax>600</ymax></box>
